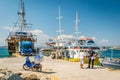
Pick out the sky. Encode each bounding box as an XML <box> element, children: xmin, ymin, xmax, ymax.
<box><xmin>0</xmin><ymin>0</ymin><xmax>120</xmax><ymax>46</ymax></box>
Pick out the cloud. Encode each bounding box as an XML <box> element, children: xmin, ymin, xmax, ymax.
<box><xmin>0</xmin><ymin>37</ymin><xmax>7</xmax><ymax>46</ymax></box>
<box><xmin>2</xmin><ymin>26</ymin><xmax>18</xmax><ymax>32</ymax></box>
<box><xmin>3</xmin><ymin>26</ymin><xmax>11</xmax><ymax>30</ymax></box>
<box><xmin>99</xmin><ymin>39</ymin><xmax>109</xmax><ymax>45</ymax></box>
<box><xmin>30</xmin><ymin>29</ymin><xmax>50</xmax><ymax>47</ymax></box>
<box><xmin>91</xmin><ymin>37</ymin><xmax>96</xmax><ymax>40</ymax></box>
<box><xmin>0</xmin><ymin>27</ymin><xmax>10</xmax><ymax>46</ymax></box>
<box><xmin>58</xmin><ymin>34</ymin><xmax>73</xmax><ymax>39</ymax></box>
<box><xmin>31</xmin><ymin>29</ymin><xmax>43</xmax><ymax>35</ymax></box>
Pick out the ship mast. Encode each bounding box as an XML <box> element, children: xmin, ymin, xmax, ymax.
<box><xmin>18</xmin><ymin>0</ymin><xmax>26</xmax><ymax>32</ymax></box>
<box><xmin>74</xmin><ymin>11</ymin><xmax>80</xmax><ymax>39</ymax></box>
<box><xmin>56</xmin><ymin>6</ymin><xmax>64</xmax><ymax>39</ymax></box>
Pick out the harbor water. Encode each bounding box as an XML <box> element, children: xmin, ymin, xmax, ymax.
<box><xmin>0</xmin><ymin>47</ymin><xmax>120</xmax><ymax>58</ymax></box>
<box><xmin>0</xmin><ymin>47</ymin><xmax>11</xmax><ymax>58</ymax></box>
<box><xmin>100</xmin><ymin>49</ymin><xmax>120</xmax><ymax>58</ymax></box>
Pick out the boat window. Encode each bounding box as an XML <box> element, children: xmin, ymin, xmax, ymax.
<box><xmin>87</xmin><ymin>40</ymin><xmax>95</xmax><ymax>44</ymax></box>
<box><xmin>94</xmin><ymin>47</ymin><xmax>100</xmax><ymax>49</ymax></box>
<box><xmin>15</xmin><ymin>32</ymin><xmax>27</xmax><ymax>36</ymax></box>
<box><xmin>78</xmin><ymin>40</ymin><xmax>85</xmax><ymax>45</ymax></box>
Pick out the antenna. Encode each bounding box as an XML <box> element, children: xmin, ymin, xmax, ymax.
<box><xmin>56</xmin><ymin>6</ymin><xmax>64</xmax><ymax>39</ymax></box>
<box><xmin>74</xmin><ymin>11</ymin><xmax>80</xmax><ymax>39</ymax></box>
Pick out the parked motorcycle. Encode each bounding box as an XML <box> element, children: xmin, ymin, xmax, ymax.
<box><xmin>23</xmin><ymin>54</ymin><xmax>43</xmax><ymax>72</ymax></box>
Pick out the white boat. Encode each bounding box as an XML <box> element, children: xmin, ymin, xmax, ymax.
<box><xmin>101</xmin><ymin>49</ymin><xmax>120</xmax><ymax>69</ymax></box>
<box><xmin>102</xmin><ymin>58</ymin><xmax>120</xmax><ymax>69</ymax></box>
<box><xmin>45</xmin><ymin>9</ymin><xmax>100</xmax><ymax>59</ymax></box>
<box><xmin>64</xmin><ymin>38</ymin><xmax>100</xmax><ymax>58</ymax></box>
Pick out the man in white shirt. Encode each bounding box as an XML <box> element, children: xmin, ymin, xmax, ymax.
<box><xmin>79</xmin><ymin>50</ymin><xmax>85</xmax><ymax>69</ymax></box>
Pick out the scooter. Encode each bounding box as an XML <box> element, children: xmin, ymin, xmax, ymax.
<box><xmin>23</xmin><ymin>54</ymin><xmax>43</xmax><ymax>72</ymax></box>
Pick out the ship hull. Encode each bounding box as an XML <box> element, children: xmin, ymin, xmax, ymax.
<box><xmin>102</xmin><ymin>61</ymin><xmax>120</xmax><ymax>69</ymax></box>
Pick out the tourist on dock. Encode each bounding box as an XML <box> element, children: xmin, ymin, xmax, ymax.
<box><xmin>87</xmin><ymin>47</ymin><xmax>95</xmax><ymax>69</ymax></box>
<box><xmin>66</xmin><ymin>50</ymin><xmax>70</xmax><ymax>60</ymax></box>
<box><xmin>79</xmin><ymin>50</ymin><xmax>85</xmax><ymax>69</ymax></box>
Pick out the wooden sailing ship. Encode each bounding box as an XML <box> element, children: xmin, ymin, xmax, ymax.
<box><xmin>7</xmin><ymin>0</ymin><xmax>36</xmax><ymax>55</ymax></box>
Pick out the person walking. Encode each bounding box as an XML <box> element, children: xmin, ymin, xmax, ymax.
<box><xmin>87</xmin><ymin>47</ymin><xmax>95</xmax><ymax>69</ymax></box>
<box><xmin>79</xmin><ymin>50</ymin><xmax>85</xmax><ymax>69</ymax></box>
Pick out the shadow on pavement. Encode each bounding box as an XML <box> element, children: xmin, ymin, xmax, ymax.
<box><xmin>41</xmin><ymin>71</ymin><xmax>56</xmax><ymax>74</ymax></box>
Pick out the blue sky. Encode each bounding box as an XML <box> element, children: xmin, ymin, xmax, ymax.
<box><xmin>0</xmin><ymin>0</ymin><xmax>120</xmax><ymax>46</ymax></box>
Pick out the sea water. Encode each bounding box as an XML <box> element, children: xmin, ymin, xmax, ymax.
<box><xmin>0</xmin><ymin>47</ymin><xmax>120</xmax><ymax>58</ymax></box>
<box><xmin>100</xmin><ymin>49</ymin><xmax>120</xmax><ymax>58</ymax></box>
<box><xmin>0</xmin><ymin>47</ymin><xmax>11</xmax><ymax>58</ymax></box>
